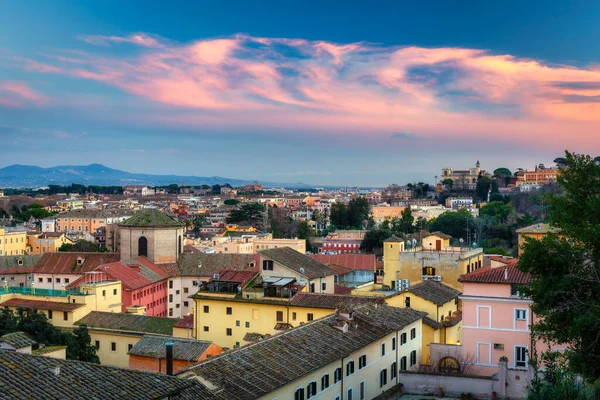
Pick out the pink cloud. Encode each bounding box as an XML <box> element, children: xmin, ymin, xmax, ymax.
<box><xmin>0</xmin><ymin>81</ymin><xmax>48</xmax><ymax>107</ymax></box>
<box><xmin>13</xmin><ymin>33</ymin><xmax>600</xmax><ymax>151</ymax></box>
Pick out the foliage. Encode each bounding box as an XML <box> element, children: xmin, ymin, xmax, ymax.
<box><xmin>192</xmin><ymin>216</ymin><xmax>207</xmax><ymax>235</ymax></box>
<box><xmin>59</xmin><ymin>240</ymin><xmax>105</xmax><ymax>252</ymax></box>
<box><xmin>296</xmin><ymin>221</ymin><xmax>312</xmax><ymax>252</ymax></box>
<box><xmin>441</xmin><ymin>178</ymin><xmax>453</xmax><ymax>188</ymax></box>
<box><xmin>476</xmin><ymin>174</ymin><xmax>498</xmax><ymax>200</ymax></box>
<box><xmin>480</xmin><ymin>201</ymin><xmax>513</xmax><ymax>223</ymax></box>
<box><xmin>360</xmin><ymin>228</ymin><xmax>393</xmax><ymax>254</ymax></box>
<box><xmin>429</xmin><ymin>209</ymin><xmax>474</xmax><ymax>240</ymax></box>
<box><xmin>223</xmin><ymin>199</ymin><xmax>240</xmax><ymax>206</ymax></box>
<box><xmin>493</xmin><ymin>167</ymin><xmax>512</xmax><ymax>177</ymax></box>
<box><xmin>483</xmin><ymin>246</ymin><xmax>512</xmax><ymax>256</ymax></box>
<box><xmin>518</xmin><ymin>152</ymin><xmax>600</xmax><ymax>379</ymax></box>
<box><xmin>407</xmin><ymin>182</ymin><xmax>431</xmax><ymax>198</ymax></box>
<box><xmin>226</xmin><ymin>203</ymin><xmax>265</xmax><ymax>227</ymax></box>
<box><xmin>72</xmin><ymin>324</ymin><xmax>100</xmax><ymax>363</ymax></box>
<box><xmin>329</xmin><ymin>197</ymin><xmax>370</xmax><ymax>229</ymax></box>
<box><xmin>211</xmin><ymin>184</ymin><xmax>221</xmax><ymax>195</ymax></box>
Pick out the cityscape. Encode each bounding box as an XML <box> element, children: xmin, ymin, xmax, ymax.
<box><xmin>1</xmin><ymin>2</ymin><xmax>599</xmax><ymax>400</ymax></box>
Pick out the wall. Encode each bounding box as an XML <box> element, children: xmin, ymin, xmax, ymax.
<box><xmin>168</xmin><ymin>276</ymin><xmax>198</xmax><ymax>318</ymax></box>
<box><xmin>259</xmin><ymin>255</ymin><xmax>335</xmax><ymax>294</ymax></box>
<box><xmin>129</xmin><ymin>280</ymin><xmax>168</xmax><ymax>317</ymax></box>
<box><xmin>89</xmin><ymin>331</ymin><xmax>141</xmax><ymax>368</ymax></box>
<box><xmin>0</xmin><ymin>228</ymin><xmax>27</xmax><ymax>256</ymax></box>
<box><xmin>120</xmin><ymin>226</ymin><xmax>184</xmax><ymax>264</ymax></box>
<box><xmin>129</xmin><ymin>355</ymin><xmax>195</xmax><ymax>374</ymax></box>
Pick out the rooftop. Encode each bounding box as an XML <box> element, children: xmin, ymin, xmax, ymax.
<box><xmin>407</xmin><ymin>280</ymin><xmax>461</xmax><ymax>306</ymax></box>
<box><xmin>128</xmin><ymin>335</ymin><xmax>214</xmax><ymax>361</ymax></box>
<box><xmin>0</xmin><ymin>350</ymin><xmax>192</xmax><ymax>400</ymax></box>
<box><xmin>516</xmin><ymin>223</ymin><xmax>560</xmax><ymax>234</ymax></box>
<box><xmin>0</xmin><ymin>298</ymin><xmax>84</xmax><ymax>312</ymax></box>
<box><xmin>0</xmin><ymin>254</ymin><xmax>41</xmax><ymax>274</ymax></box>
<box><xmin>91</xmin><ymin>257</ymin><xmax>169</xmax><ymax>290</ymax></box>
<box><xmin>75</xmin><ymin>311</ymin><xmax>180</xmax><ymax>335</ymax></box>
<box><xmin>0</xmin><ymin>331</ymin><xmax>36</xmax><ymax>349</ymax></box>
<box><xmin>178</xmin><ymin>304</ymin><xmax>426</xmax><ymax>400</ymax></box>
<box><xmin>459</xmin><ymin>263</ymin><xmax>530</xmax><ymax>285</ymax></box>
<box><xmin>259</xmin><ymin>247</ymin><xmax>336</xmax><ymax>279</ymax></box>
<box><xmin>34</xmin><ymin>252</ymin><xmax>120</xmax><ymax>275</ymax></box>
<box><xmin>120</xmin><ymin>208</ymin><xmax>185</xmax><ymax>228</ymax></box>
<box><xmin>175</xmin><ymin>253</ymin><xmax>259</xmax><ymax>277</ymax></box>
<box><xmin>308</xmin><ymin>254</ymin><xmax>376</xmax><ymax>271</ymax></box>
<box><xmin>289</xmin><ymin>292</ymin><xmax>385</xmax><ymax>309</ymax></box>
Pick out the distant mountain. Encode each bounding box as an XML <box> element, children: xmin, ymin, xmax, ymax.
<box><xmin>0</xmin><ymin>163</ymin><xmax>312</xmax><ymax>189</ymax></box>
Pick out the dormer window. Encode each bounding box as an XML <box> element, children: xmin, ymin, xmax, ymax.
<box><xmin>76</xmin><ymin>257</ymin><xmax>84</xmax><ymax>265</ymax></box>
<box><xmin>17</xmin><ymin>259</ymin><xmax>23</xmax><ymax>266</ymax></box>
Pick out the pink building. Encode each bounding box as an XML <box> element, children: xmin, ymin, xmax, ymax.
<box><xmin>459</xmin><ymin>261</ymin><xmax>534</xmax><ymax>376</ymax></box>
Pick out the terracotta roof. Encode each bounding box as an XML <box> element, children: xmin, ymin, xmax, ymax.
<box><xmin>0</xmin><ymin>298</ymin><xmax>84</xmax><ymax>312</ymax></box>
<box><xmin>289</xmin><ymin>292</ymin><xmax>384</xmax><ymax>309</ymax></box>
<box><xmin>38</xmin><ymin>232</ymin><xmax>67</xmax><ymax>239</ymax></box>
<box><xmin>0</xmin><ymin>350</ymin><xmax>192</xmax><ymax>400</ymax></box>
<box><xmin>423</xmin><ymin>316</ymin><xmax>443</xmax><ymax>330</ymax></box>
<box><xmin>427</xmin><ymin>231</ymin><xmax>452</xmax><ymax>240</ymax></box>
<box><xmin>120</xmin><ymin>209</ymin><xmax>185</xmax><ymax>227</ymax></box>
<box><xmin>259</xmin><ymin>247</ymin><xmax>336</xmax><ymax>279</ymax></box>
<box><xmin>212</xmin><ymin>269</ymin><xmax>258</xmax><ymax>288</ymax></box>
<box><xmin>384</xmin><ymin>235</ymin><xmax>404</xmax><ymax>243</ymax></box>
<box><xmin>55</xmin><ymin>209</ymin><xmax>134</xmax><ymax>219</ymax></box>
<box><xmin>459</xmin><ymin>263</ymin><xmax>530</xmax><ymax>285</ymax></box>
<box><xmin>128</xmin><ymin>335</ymin><xmax>214</xmax><ymax>361</ymax></box>
<box><xmin>0</xmin><ymin>331</ymin><xmax>36</xmax><ymax>349</ymax></box>
<box><xmin>407</xmin><ymin>281</ymin><xmax>461</xmax><ymax>306</ymax></box>
<box><xmin>326</xmin><ymin>264</ymin><xmax>353</xmax><ymax>275</ymax></box>
<box><xmin>178</xmin><ymin>305</ymin><xmax>426</xmax><ymax>400</ymax></box>
<box><xmin>442</xmin><ymin>310</ymin><xmax>462</xmax><ymax>327</ymax></box>
<box><xmin>93</xmin><ymin>257</ymin><xmax>168</xmax><ymax>290</ymax></box>
<box><xmin>75</xmin><ymin>311</ymin><xmax>180</xmax><ymax>335</ymax></box>
<box><xmin>487</xmin><ymin>256</ymin><xmax>517</xmax><ymax>265</ymax></box>
<box><xmin>308</xmin><ymin>254</ymin><xmax>376</xmax><ymax>271</ymax></box>
<box><xmin>33</xmin><ymin>252</ymin><xmax>120</xmax><ymax>275</ymax></box>
<box><xmin>183</xmin><ymin>244</ymin><xmax>203</xmax><ymax>254</ymax></box>
<box><xmin>334</xmin><ymin>285</ymin><xmax>353</xmax><ymax>295</ymax></box>
<box><xmin>0</xmin><ymin>255</ymin><xmax>41</xmax><ymax>274</ymax></box>
<box><xmin>173</xmin><ymin>314</ymin><xmax>194</xmax><ymax>329</ymax></box>
<box><xmin>176</xmin><ymin>254</ymin><xmax>259</xmax><ymax>277</ymax></box>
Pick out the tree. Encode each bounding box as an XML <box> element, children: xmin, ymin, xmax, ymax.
<box><xmin>73</xmin><ymin>324</ymin><xmax>100</xmax><ymax>363</ymax></box>
<box><xmin>397</xmin><ymin>207</ymin><xmax>415</xmax><ymax>234</ymax></box>
<box><xmin>360</xmin><ymin>229</ymin><xmax>393</xmax><ymax>254</ymax></box>
<box><xmin>346</xmin><ymin>197</ymin><xmax>370</xmax><ymax>228</ymax></box>
<box><xmin>59</xmin><ymin>240</ymin><xmax>104</xmax><ymax>252</ymax></box>
<box><xmin>476</xmin><ymin>174</ymin><xmax>498</xmax><ymax>201</ymax></box>
<box><xmin>429</xmin><ymin>209</ymin><xmax>474</xmax><ymax>240</ymax></box>
<box><xmin>329</xmin><ymin>202</ymin><xmax>348</xmax><ymax>229</ymax></box>
<box><xmin>224</xmin><ymin>199</ymin><xmax>240</xmax><ymax>206</ymax></box>
<box><xmin>480</xmin><ymin>201</ymin><xmax>513</xmax><ymax>223</ymax></box>
<box><xmin>296</xmin><ymin>221</ymin><xmax>312</xmax><ymax>253</ymax></box>
<box><xmin>211</xmin><ymin>184</ymin><xmax>221</xmax><ymax>195</ymax></box>
<box><xmin>441</xmin><ymin>178</ymin><xmax>454</xmax><ymax>189</ymax></box>
<box><xmin>226</xmin><ymin>203</ymin><xmax>265</xmax><ymax>227</ymax></box>
<box><xmin>518</xmin><ymin>152</ymin><xmax>600</xmax><ymax>380</ymax></box>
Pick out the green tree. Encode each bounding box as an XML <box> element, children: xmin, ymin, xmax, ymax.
<box><xmin>226</xmin><ymin>203</ymin><xmax>265</xmax><ymax>227</ymax></box>
<box><xmin>360</xmin><ymin>229</ymin><xmax>393</xmax><ymax>254</ymax></box>
<box><xmin>59</xmin><ymin>240</ymin><xmax>104</xmax><ymax>252</ymax></box>
<box><xmin>518</xmin><ymin>152</ymin><xmax>600</xmax><ymax>379</ymax></box>
<box><xmin>429</xmin><ymin>208</ymin><xmax>474</xmax><ymax>240</ymax></box>
<box><xmin>346</xmin><ymin>197</ymin><xmax>370</xmax><ymax>228</ymax></box>
<box><xmin>73</xmin><ymin>324</ymin><xmax>100</xmax><ymax>363</ymax></box>
<box><xmin>329</xmin><ymin>202</ymin><xmax>348</xmax><ymax>229</ymax></box>
<box><xmin>480</xmin><ymin>201</ymin><xmax>513</xmax><ymax>223</ymax></box>
<box><xmin>441</xmin><ymin>178</ymin><xmax>454</xmax><ymax>189</ymax></box>
<box><xmin>397</xmin><ymin>207</ymin><xmax>415</xmax><ymax>234</ymax></box>
<box><xmin>296</xmin><ymin>221</ymin><xmax>312</xmax><ymax>253</ymax></box>
<box><xmin>224</xmin><ymin>199</ymin><xmax>240</xmax><ymax>206</ymax></box>
<box><xmin>0</xmin><ymin>308</ymin><xmax>18</xmax><ymax>336</ymax></box>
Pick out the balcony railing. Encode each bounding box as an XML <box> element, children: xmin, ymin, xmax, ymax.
<box><xmin>0</xmin><ymin>286</ymin><xmax>76</xmax><ymax>297</ymax></box>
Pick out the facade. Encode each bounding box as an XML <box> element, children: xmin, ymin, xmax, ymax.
<box><xmin>26</xmin><ymin>232</ymin><xmax>73</xmax><ymax>254</ymax></box>
<box><xmin>309</xmin><ymin>254</ymin><xmax>376</xmax><ymax>285</ymax></box>
<box><xmin>40</xmin><ymin>218</ymin><xmax>56</xmax><ymax>232</ymax></box>
<box><xmin>179</xmin><ymin>304</ymin><xmax>427</xmax><ymax>400</ymax></box>
<box><xmin>515</xmin><ymin>223</ymin><xmax>560</xmax><ymax>256</ymax></box>
<box><xmin>55</xmin><ymin>209</ymin><xmax>133</xmax><ymax>238</ymax></box>
<box><xmin>119</xmin><ymin>208</ymin><xmax>185</xmax><ymax>264</ymax></box>
<box><xmin>0</xmin><ymin>227</ymin><xmax>27</xmax><ymax>256</ymax></box>
<box><xmin>0</xmin><ymin>254</ymin><xmax>41</xmax><ymax>287</ymax></box>
<box><xmin>445</xmin><ymin>197</ymin><xmax>474</xmax><ymax>210</ymax></box>
<box><xmin>322</xmin><ymin>238</ymin><xmax>363</xmax><ymax>254</ymax></box>
<box><xmin>459</xmin><ymin>262</ymin><xmax>540</xmax><ymax>376</ymax></box>
<box><xmin>371</xmin><ymin>206</ymin><xmax>406</xmax><ymax>225</ymax></box>
<box><xmin>516</xmin><ymin>164</ymin><xmax>560</xmax><ymax>187</ymax></box>
<box><xmin>441</xmin><ymin>161</ymin><xmax>490</xmax><ymax>190</ymax></box>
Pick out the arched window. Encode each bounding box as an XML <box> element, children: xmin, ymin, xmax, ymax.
<box><xmin>178</xmin><ymin>235</ymin><xmax>182</xmax><ymax>255</ymax></box>
<box><xmin>439</xmin><ymin>356</ymin><xmax>460</xmax><ymax>375</ymax></box>
<box><xmin>138</xmin><ymin>236</ymin><xmax>148</xmax><ymax>257</ymax></box>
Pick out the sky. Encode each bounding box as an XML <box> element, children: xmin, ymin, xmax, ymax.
<box><xmin>1</xmin><ymin>1</ymin><xmax>600</xmax><ymax>186</ymax></box>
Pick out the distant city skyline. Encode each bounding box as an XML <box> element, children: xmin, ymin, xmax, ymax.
<box><xmin>1</xmin><ymin>1</ymin><xmax>599</xmax><ymax>186</ymax></box>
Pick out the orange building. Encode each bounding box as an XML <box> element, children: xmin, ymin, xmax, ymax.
<box><xmin>55</xmin><ymin>210</ymin><xmax>134</xmax><ymax>237</ymax></box>
<box><xmin>516</xmin><ymin>165</ymin><xmax>560</xmax><ymax>186</ymax></box>
<box><xmin>515</xmin><ymin>223</ymin><xmax>560</xmax><ymax>256</ymax></box>
<box><xmin>371</xmin><ymin>205</ymin><xmax>406</xmax><ymax>224</ymax></box>
<box><xmin>27</xmin><ymin>232</ymin><xmax>74</xmax><ymax>254</ymax></box>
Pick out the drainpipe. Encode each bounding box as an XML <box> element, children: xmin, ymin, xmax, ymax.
<box><xmin>166</xmin><ymin>341</ymin><xmax>174</xmax><ymax>376</ymax></box>
<box><xmin>340</xmin><ymin>355</ymin><xmax>346</xmax><ymax>400</ymax></box>
<box><xmin>396</xmin><ymin>331</ymin><xmax>399</xmax><ymax>385</ymax></box>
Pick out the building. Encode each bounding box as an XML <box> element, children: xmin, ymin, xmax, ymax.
<box><xmin>516</xmin><ymin>164</ymin><xmax>560</xmax><ymax>187</ymax></box>
<box><xmin>441</xmin><ymin>161</ymin><xmax>491</xmax><ymax>190</ymax></box>
<box><xmin>123</xmin><ymin>185</ymin><xmax>156</xmax><ymax>196</ymax></box>
<box><xmin>259</xmin><ymin>247</ymin><xmax>336</xmax><ymax>293</ymax></box>
<box><xmin>459</xmin><ymin>261</ymin><xmax>543</xmax><ymax>375</ymax></box>
<box><xmin>0</xmin><ymin>227</ymin><xmax>27</xmax><ymax>256</ymax></box>
<box><xmin>0</xmin><ymin>350</ymin><xmax>194</xmax><ymax>399</ymax></box>
<box><xmin>26</xmin><ymin>231</ymin><xmax>73</xmax><ymax>254</ymax></box>
<box><xmin>40</xmin><ymin>218</ymin><xmax>56</xmax><ymax>232</ymax></box>
<box><xmin>445</xmin><ymin>197</ymin><xmax>474</xmax><ymax>210</ymax></box>
<box><xmin>128</xmin><ymin>335</ymin><xmax>221</xmax><ymax>374</ymax></box>
<box><xmin>193</xmin><ymin>233</ymin><xmax>306</xmax><ymax>255</ymax></box>
<box><xmin>178</xmin><ymin>304</ymin><xmax>427</xmax><ymax>400</ymax></box>
<box><xmin>515</xmin><ymin>223</ymin><xmax>560</xmax><ymax>256</ymax></box>
<box><xmin>55</xmin><ymin>209</ymin><xmax>133</xmax><ymax>238</ymax></box>
<box><xmin>322</xmin><ymin>238</ymin><xmax>363</xmax><ymax>254</ymax></box>
<box><xmin>0</xmin><ymin>254</ymin><xmax>41</xmax><ymax>287</ymax></box>
<box><xmin>119</xmin><ymin>208</ymin><xmax>185</xmax><ymax>264</ymax></box>
<box><xmin>0</xmin><ymin>331</ymin><xmax>37</xmax><ymax>354</ymax></box>
<box><xmin>371</xmin><ymin>205</ymin><xmax>406</xmax><ymax>225</ymax></box>
<box><xmin>309</xmin><ymin>254</ymin><xmax>376</xmax><ymax>286</ymax></box>
<box><xmin>382</xmin><ymin>233</ymin><xmax>484</xmax><ymax>290</ymax></box>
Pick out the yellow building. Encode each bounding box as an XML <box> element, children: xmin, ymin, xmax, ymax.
<box><xmin>515</xmin><ymin>223</ymin><xmax>560</xmax><ymax>256</ymax></box>
<box><xmin>26</xmin><ymin>232</ymin><xmax>73</xmax><ymax>254</ymax></box>
<box><xmin>199</xmin><ymin>234</ymin><xmax>306</xmax><ymax>254</ymax></box>
<box><xmin>0</xmin><ymin>227</ymin><xmax>27</xmax><ymax>256</ymax></box>
<box><xmin>179</xmin><ymin>304</ymin><xmax>427</xmax><ymax>400</ymax></box>
<box><xmin>75</xmin><ymin>311</ymin><xmax>182</xmax><ymax>368</ymax></box>
<box><xmin>371</xmin><ymin>205</ymin><xmax>406</xmax><ymax>225</ymax></box>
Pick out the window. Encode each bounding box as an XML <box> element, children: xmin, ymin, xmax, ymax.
<box><xmin>380</xmin><ymin>368</ymin><xmax>388</xmax><ymax>387</ymax></box>
<box><xmin>64</xmin><ymin>278</ymin><xmax>69</xmax><ymax>284</ymax></box>
<box><xmin>321</xmin><ymin>282</ymin><xmax>326</xmax><ymax>291</ymax></box>
<box><xmin>306</xmin><ymin>381</ymin><xmax>317</xmax><ymax>399</ymax></box>
<box><xmin>169</xmin><ymin>308</ymin><xmax>173</xmax><ymax>316</ymax></box>
<box><xmin>102</xmin><ymin>290</ymin><xmax>106</xmax><ymax>297</ymax></box>
<box><xmin>203</xmin><ymin>326</ymin><xmax>209</xmax><ymax>332</ymax></box>
<box><xmin>307</xmin><ymin>313</ymin><xmax>314</xmax><ymax>321</ymax></box>
<box><xmin>405</xmin><ymin>296</ymin><xmax>410</xmax><ymax>308</ymax></box>
<box><xmin>294</xmin><ymin>388</ymin><xmax>305</xmax><ymax>400</ymax></box>
<box><xmin>63</xmin><ymin>312</ymin><xmax>68</xmax><ymax>321</ymax></box>
<box><xmin>401</xmin><ymin>356</ymin><xmax>407</xmax><ymax>371</ymax></box>
<box><xmin>176</xmin><ymin>304</ymin><xmax>180</xmax><ymax>308</ymax></box>
<box><xmin>392</xmin><ymin>337</ymin><xmax>396</xmax><ymax>351</ymax></box>
<box><xmin>47</xmin><ymin>278</ymin><xmax>52</xmax><ymax>283</ymax></box>
<box><xmin>401</xmin><ymin>332</ymin><xmax>407</xmax><ymax>345</ymax></box>
<box><xmin>511</xmin><ymin>284</ymin><xmax>524</xmax><ymax>297</ymax></box>
<box><xmin>183</xmin><ymin>287</ymin><xmax>189</xmax><ymax>294</ymax></box>
<box><xmin>111</xmin><ymin>342</ymin><xmax>116</xmax><ymax>351</ymax></box>
<box><xmin>321</xmin><ymin>374</ymin><xmax>329</xmax><ymax>390</ymax></box>
<box><xmin>245</xmin><ymin>322</ymin><xmax>250</xmax><ymax>328</ymax></box>
<box><xmin>356</xmin><ymin>354</ymin><xmax>366</xmax><ymax>369</ymax></box>
<box><xmin>138</xmin><ymin>236</ymin><xmax>148</xmax><ymax>257</ymax></box>
<box><xmin>128</xmin><ymin>344</ymin><xmax>133</xmax><ymax>351</ymax></box>
<box><xmin>515</xmin><ymin>309</ymin><xmax>527</xmax><ymax>320</ymax></box>
<box><xmin>515</xmin><ymin>346</ymin><xmax>528</xmax><ymax>368</ymax></box>
<box><xmin>48</xmin><ymin>310</ymin><xmax>53</xmax><ymax>319</ymax></box>
<box><xmin>176</xmin><ymin>290</ymin><xmax>180</xmax><ymax>295</ymax></box>
<box><xmin>346</xmin><ymin>360</ymin><xmax>355</xmax><ymax>376</ymax></box>
<box><xmin>184</xmin><ymin>301</ymin><xmax>189</xmax><ymax>307</ymax></box>
<box><xmin>95</xmin><ymin>341</ymin><xmax>100</xmax><ymax>349</ymax></box>
<box><xmin>381</xmin><ymin>343</ymin><xmax>386</xmax><ymax>356</ymax></box>
<box><xmin>226</xmin><ymin>328</ymin><xmax>232</xmax><ymax>336</ymax></box>
<box><xmin>203</xmin><ymin>305</ymin><xmax>209</xmax><ymax>313</ymax></box>
<box><xmin>236</xmin><ymin>320</ymin><xmax>240</xmax><ymax>327</ymax></box>
<box><xmin>410</xmin><ymin>327</ymin><xmax>416</xmax><ymax>340</ymax></box>
<box><xmin>422</xmin><ymin>266</ymin><xmax>435</xmax><ymax>276</ymax></box>
<box><xmin>262</xmin><ymin>260</ymin><xmax>273</xmax><ymax>271</ymax></box>
<box><xmin>410</xmin><ymin>350</ymin><xmax>417</xmax><ymax>366</ymax></box>
<box><xmin>359</xmin><ymin>381</ymin><xmax>365</xmax><ymax>400</ymax></box>
<box><xmin>276</xmin><ymin>311</ymin><xmax>284</xmax><ymax>322</ymax></box>
<box><xmin>334</xmin><ymin>367</ymin><xmax>342</xmax><ymax>383</ymax></box>
<box><xmin>38</xmin><ymin>277</ymin><xmax>43</xmax><ymax>283</ymax></box>
<box><xmin>292</xmin><ymin>312</ymin><xmax>297</xmax><ymax>321</ymax></box>
<box><xmin>113</xmin><ymin>289</ymin><xmax>117</xmax><ymax>295</ymax></box>
<box><xmin>169</xmin><ymin>281</ymin><xmax>173</xmax><ymax>289</ymax></box>
<box><xmin>347</xmin><ymin>388</ymin><xmax>353</xmax><ymax>400</ymax></box>
<box><xmin>309</xmin><ymin>283</ymin><xmax>315</xmax><ymax>293</ymax></box>
<box><xmin>391</xmin><ymin>361</ymin><xmax>397</xmax><ymax>377</ymax></box>
<box><xmin>56</xmin><ymin>278</ymin><xmax>61</xmax><ymax>283</ymax></box>
<box><xmin>226</xmin><ymin>307</ymin><xmax>233</xmax><ymax>315</ymax></box>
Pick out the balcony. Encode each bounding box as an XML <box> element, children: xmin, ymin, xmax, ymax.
<box><xmin>0</xmin><ymin>286</ymin><xmax>77</xmax><ymax>298</ymax></box>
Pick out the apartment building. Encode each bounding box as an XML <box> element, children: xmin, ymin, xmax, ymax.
<box><xmin>0</xmin><ymin>227</ymin><xmax>27</xmax><ymax>256</ymax></box>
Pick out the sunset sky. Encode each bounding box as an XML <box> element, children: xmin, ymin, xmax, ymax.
<box><xmin>1</xmin><ymin>1</ymin><xmax>600</xmax><ymax>186</ymax></box>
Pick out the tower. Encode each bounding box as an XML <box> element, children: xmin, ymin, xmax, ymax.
<box><xmin>383</xmin><ymin>235</ymin><xmax>404</xmax><ymax>289</ymax></box>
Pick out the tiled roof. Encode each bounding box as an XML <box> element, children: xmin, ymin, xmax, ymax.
<box><xmin>259</xmin><ymin>247</ymin><xmax>336</xmax><ymax>279</ymax></box>
<box><xmin>173</xmin><ymin>314</ymin><xmax>194</xmax><ymax>329</ymax></box>
<box><xmin>38</xmin><ymin>232</ymin><xmax>67</xmax><ymax>239</ymax></box>
<box><xmin>325</xmin><ymin>264</ymin><xmax>353</xmax><ymax>275</ymax></box>
<box><xmin>0</xmin><ymin>298</ymin><xmax>84</xmax><ymax>312</ymax></box>
<box><xmin>459</xmin><ymin>263</ymin><xmax>530</xmax><ymax>285</ymax></box>
<box><xmin>384</xmin><ymin>235</ymin><xmax>404</xmax><ymax>243</ymax></box>
<box><xmin>128</xmin><ymin>335</ymin><xmax>213</xmax><ymax>361</ymax></box>
<box><xmin>120</xmin><ymin>209</ymin><xmax>185</xmax><ymax>227</ymax></box>
<box><xmin>55</xmin><ymin>209</ymin><xmax>134</xmax><ymax>219</ymax></box>
<box><xmin>94</xmin><ymin>257</ymin><xmax>168</xmax><ymax>290</ymax></box>
<box><xmin>178</xmin><ymin>305</ymin><xmax>426</xmax><ymax>400</ymax></box>
<box><xmin>427</xmin><ymin>231</ymin><xmax>452</xmax><ymax>239</ymax></box>
<box><xmin>515</xmin><ymin>223</ymin><xmax>560</xmax><ymax>234</ymax></box>
<box><xmin>75</xmin><ymin>311</ymin><xmax>180</xmax><ymax>335</ymax></box>
<box><xmin>407</xmin><ymin>280</ymin><xmax>461</xmax><ymax>306</ymax></box>
<box><xmin>289</xmin><ymin>292</ymin><xmax>385</xmax><ymax>309</ymax></box>
<box><xmin>422</xmin><ymin>316</ymin><xmax>443</xmax><ymax>330</ymax></box>
<box><xmin>212</xmin><ymin>269</ymin><xmax>258</xmax><ymax>288</ymax></box>
<box><xmin>33</xmin><ymin>252</ymin><xmax>120</xmax><ymax>275</ymax></box>
<box><xmin>0</xmin><ymin>331</ymin><xmax>36</xmax><ymax>349</ymax></box>
<box><xmin>334</xmin><ymin>285</ymin><xmax>353</xmax><ymax>295</ymax></box>
<box><xmin>176</xmin><ymin>253</ymin><xmax>259</xmax><ymax>277</ymax></box>
<box><xmin>0</xmin><ymin>255</ymin><xmax>41</xmax><ymax>274</ymax></box>
<box><xmin>442</xmin><ymin>310</ymin><xmax>462</xmax><ymax>327</ymax></box>
<box><xmin>273</xmin><ymin>323</ymin><xmax>293</xmax><ymax>331</ymax></box>
<box><xmin>308</xmin><ymin>254</ymin><xmax>376</xmax><ymax>271</ymax></box>
<box><xmin>0</xmin><ymin>350</ymin><xmax>193</xmax><ymax>400</ymax></box>
<box><xmin>243</xmin><ymin>332</ymin><xmax>269</xmax><ymax>342</ymax></box>
<box><xmin>487</xmin><ymin>256</ymin><xmax>517</xmax><ymax>265</ymax></box>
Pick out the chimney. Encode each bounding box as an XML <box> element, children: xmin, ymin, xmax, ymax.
<box><xmin>165</xmin><ymin>342</ymin><xmax>174</xmax><ymax>376</ymax></box>
<box><xmin>52</xmin><ymin>365</ymin><xmax>60</xmax><ymax>376</ymax></box>
<box><xmin>504</xmin><ymin>268</ymin><xmax>508</xmax><ymax>281</ymax></box>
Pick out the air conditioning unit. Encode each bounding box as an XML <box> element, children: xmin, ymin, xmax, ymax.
<box><xmin>421</xmin><ymin>275</ymin><xmax>429</xmax><ymax>281</ymax></box>
<box><xmin>213</xmin><ymin>274</ymin><xmax>220</xmax><ymax>280</ymax></box>
<box><xmin>401</xmin><ymin>279</ymin><xmax>410</xmax><ymax>289</ymax></box>
<box><xmin>192</xmin><ymin>280</ymin><xmax>199</xmax><ymax>286</ymax></box>
<box><xmin>395</xmin><ymin>280</ymin><xmax>403</xmax><ymax>291</ymax></box>
<box><xmin>433</xmin><ymin>275</ymin><xmax>442</xmax><ymax>281</ymax></box>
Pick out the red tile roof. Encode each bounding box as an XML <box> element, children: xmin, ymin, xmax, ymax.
<box><xmin>173</xmin><ymin>314</ymin><xmax>194</xmax><ymax>329</ymax></box>
<box><xmin>95</xmin><ymin>257</ymin><xmax>169</xmax><ymax>290</ymax></box>
<box><xmin>213</xmin><ymin>269</ymin><xmax>258</xmax><ymax>288</ymax></box>
<box><xmin>308</xmin><ymin>254</ymin><xmax>376</xmax><ymax>271</ymax></box>
<box><xmin>334</xmin><ymin>285</ymin><xmax>353</xmax><ymax>295</ymax></box>
<box><xmin>487</xmin><ymin>256</ymin><xmax>517</xmax><ymax>265</ymax></box>
<box><xmin>34</xmin><ymin>252</ymin><xmax>121</xmax><ymax>275</ymax></box>
<box><xmin>459</xmin><ymin>262</ymin><xmax>530</xmax><ymax>285</ymax></box>
<box><xmin>327</xmin><ymin>264</ymin><xmax>353</xmax><ymax>276</ymax></box>
<box><xmin>0</xmin><ymin>298</ymin><xmax>84</xmax><ymax>312</ymax></box>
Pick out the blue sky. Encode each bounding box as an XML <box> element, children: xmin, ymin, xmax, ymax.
<box><xmin>1</xmin><ymin>1</ymin><xmax>600</xmax><ymax>186</ymax></box>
